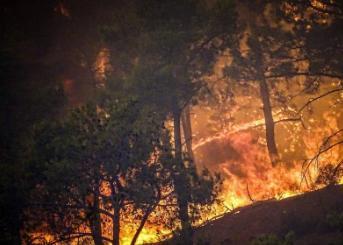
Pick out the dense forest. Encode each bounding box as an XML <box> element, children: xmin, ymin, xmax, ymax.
<box><xmin>0</xmin><ymin>0</ymin><xmax>342</xmax><ymax>244</ymax></box>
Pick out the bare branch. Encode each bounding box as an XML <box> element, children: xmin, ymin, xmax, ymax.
<box><xmin>302</xmin><ymin>135</ymin><xmax>343</xmax><ymax>184</ymax></box>
<box><xmin>274</xmin><ymin>117</ymin><xmax>306</xmax><ymax>128</ymax></box>
<box><xmin>265</xmin><ymin>72</ymin><xmax>343</xmax><ymax>80</ymax></box>
<box><xmin>298</xmin><ymin>88</ymin><xmax>343</xmax><ymax>113</ymax></box>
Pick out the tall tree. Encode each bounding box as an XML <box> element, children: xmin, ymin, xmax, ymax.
<box><xmin>104</xmin><ymin>0</ymin><xmax>234</xmax><ymax>240</ymax></box>
<box><xmin>221</xmin><ymin>0</ymin><xmax>341</xmax><ymax>165</ymax></box>
<box><xmin>280</xmin><ymin>0</ymin><xmax>343</xmax><ymax>179</ymax></box>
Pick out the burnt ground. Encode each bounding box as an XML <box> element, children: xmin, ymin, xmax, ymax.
<box><xmin>158</xmin><ymin>185</ymin><xmax>343</xmax><ymax>245</ymax></box>
<box><xmin>193</xmin><ymin>184</ymin><xmax>343</xmax><ymax>245</ymax></box>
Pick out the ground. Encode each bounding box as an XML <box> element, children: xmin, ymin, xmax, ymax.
<box><xmin>193</xmin><ymin>185</ymin><xmax>343</xmax><ymax>245</ymax></box>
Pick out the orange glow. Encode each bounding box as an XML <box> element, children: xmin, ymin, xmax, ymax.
<box><xmin>30</xmin><ymin>102</ymin><xmax>342</xmax><ymax>244</ymax></box>
<box><xmin>94</xmin><ymin>48</ymin><xmax>111</xmax><ymax>87</ymax></box>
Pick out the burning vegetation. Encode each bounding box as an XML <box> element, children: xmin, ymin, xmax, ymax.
<box><xmin>0</xmin><ymin>0</ymin><xmax>342</xmax><ymax>244</ymax></box>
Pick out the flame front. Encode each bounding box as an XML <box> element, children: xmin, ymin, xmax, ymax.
<box><xmin>117</xmin><ymin>100</ymin><xmax>342</xmax><ymax>244</ymax></box>
<box><xmin>32</xmin><ymin>89</ymin><xmax>342</xmax><ymax>244</ymax></box>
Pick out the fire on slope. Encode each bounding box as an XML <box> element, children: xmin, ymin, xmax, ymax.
<box><xmin>124</xmin><ymin>108</ymin><xmax>343</xmax><ymax>244</ymax></box>
<box><xmin>30</xmin><ymin>111</ymin><xmax>342</xmax><ymax>245</ymax></box>
<box><xmin>192</xmin><ymin>99</ymin><xmax>342</xmax><ymax>218</ymax></box>
<box><xmin>36</xmin><ymin>44</ymin><xmax>343</xmax><ymax>243</ymax></box>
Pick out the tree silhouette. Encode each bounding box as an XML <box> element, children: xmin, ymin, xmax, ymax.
<box><xmin>28</xmin><ymin>98</ymin><xmax>176</xmax><ymax>245</ymax></box>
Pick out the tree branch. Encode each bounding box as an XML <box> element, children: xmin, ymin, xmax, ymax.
<box><xmin>302</xmin><ymin>135</ymin><xmax>343</xmax><ymax>183</ymax></box>
<box><xmin>274</xmin><ymin>117</ymin><xmax>305</xmax><ymax>128</ymax></box>
<box><xmin>265</xmin><ymin>72</ymin><xmax>343</xmax><ymax>80</ymax></box>
<box><xmin>298</xmin><ymin>88</ymin><xmax>343</xmax><ymax>113</ymax></box>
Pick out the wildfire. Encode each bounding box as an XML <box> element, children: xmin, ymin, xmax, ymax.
<box><xmin>37</xmin><ymin>49</ymin><xmax>343</xmax><ymax>243</ymax></box>
<box><xmin>191</xmin><ymin>97</ymin><xmax>342</xmax><ymax>224</ymax></box>
<box><xmin>32</xmin><ymin>107</ymin><xmax>341</xmax><ymax>244</ymax></box>
<box><xmin>113</xmin><ymin>107</ymin><xmax>341</xmax><ymax>244</ymax></box>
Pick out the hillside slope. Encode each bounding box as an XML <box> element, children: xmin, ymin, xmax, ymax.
<box><xmin>193</xmin><ymin>185</ymin><xmax>343</xmax><ymax>245</ymax></box>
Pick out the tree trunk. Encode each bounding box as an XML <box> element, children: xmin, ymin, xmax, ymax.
<box><xmin>173</xmin><ymin>108</ymin><xmax>183</xmax><ymax>161</ymax></box>
<box><xmin>181</xmin><ymin>105</ymin><xmax>194</xmax><ymax>160</ymax></box>
<box><xmin>130</xmin><ymin>203</ymin><xmax>156</xmax><ymax>245</ymax></box>
<box><xmin>90</xmin><ymin>160</ymin><xmax>104</xmax><ymax>245</ymax></box>
<box><xmin>259</xmin><ymin>78</ymin><xmax>278</xmax><ymax>165</ymax></box>
<box><xmin>173</xmin><ymin>107</ymin><xmax>193</xmax><ymax>243</ymax></box>
<box><xmin>90</xmin><ymin>193</ymin><xmax>104</xmax><ymax>245</ymax></box>
<box><xmin>113</xmin><ymin>205</ymin><xmax>120</xmax><ymax>245</ymax></box>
